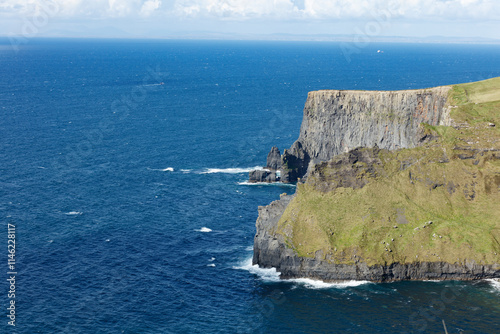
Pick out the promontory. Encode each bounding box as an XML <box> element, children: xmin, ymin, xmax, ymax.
<box><xmin>251</xmin><ymin>77</ymin><xmax>500</xmax><ymax>282</ymax></box>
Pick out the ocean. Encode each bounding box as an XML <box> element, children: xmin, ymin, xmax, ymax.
<box><xmin>1</xmin><ymin>38</ymin><xmax>500</xmax><ymax>333</ymax></box>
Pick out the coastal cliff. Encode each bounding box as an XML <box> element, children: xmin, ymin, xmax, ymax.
<box><xmin>253</xmin><ymin>77</ymin><xmax>500</xmax><ymax>282</ymax></box>
<box><xmin>250</xmin><ymin>86</ymin><xmax>453</xmax><ymax>183</ymax></box>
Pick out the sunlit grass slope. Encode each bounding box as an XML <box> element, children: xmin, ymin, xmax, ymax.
<box><xmin>277</xmin><ymin>77</ymin><xmax>500</xmax><ymax>267</ymax></box>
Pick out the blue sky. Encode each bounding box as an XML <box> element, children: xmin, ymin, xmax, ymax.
<box><xmin>1</xmin><ymin>0</ymin><xmax>500</xmax><ymax>41</ymax></box>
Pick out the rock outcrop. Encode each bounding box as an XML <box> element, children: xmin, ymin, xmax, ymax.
<box><xmin>252</xmin><ymin>78</ymin><xmax>500</xmax><ymax>282</ymax></box>
<box><xmin>249</xmin><ymin>147</ymin><xmax>282</xmax><ymax>183</ymax></box>
<box><xmin>266</xmin><ymin>146</ymin><xmax>282</xmax><ymax>170</ymax></box>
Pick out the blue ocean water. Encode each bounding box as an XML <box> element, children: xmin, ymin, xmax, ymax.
<box><xmin>1</xmin><ymin>38</ymin><xmax>500</xmax><ymax>333</ymax></box>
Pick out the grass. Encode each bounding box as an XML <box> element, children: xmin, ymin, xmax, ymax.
<box><xmin>276</xmin><ymin>77</ymin><xmax>500</xmax><ymax>267</ymax></box>
<box><xmin>456</xmin><ymin>77</ymin><xmax>500</xmax><ymax>104</ymax></box>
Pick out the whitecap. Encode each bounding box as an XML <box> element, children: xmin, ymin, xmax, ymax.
<box><xmin>207</xmin><ymin>264</ymin><xmax>216</xmax><ymax>267</ymax></box>
<box><xmin>486</xmin><ymin>279</ymin><xmax>500</xmax><ymax>292</ymax></box>
<box><xmin>147</xmin><ymin>167</ymin><xmax>174</xmax><ymax>172</ymax></box>
<box><xmin>289</xmin><ymin>278</ymin><xmax>372</xmax><ymax>289</ymax></box>
<box><xmin>198</xmin><ymin>166</ymin><xmax>268</xmax><ymax>174</ymax></box>
<box><xmin>65</xmin><ymin>211</ymin><xmax>82</xmax><ymax>215</ymax></box>
<box><xmin>245</xmin><ymin>246</ymin><xmax>253</xmax><ymax>251</ymax></box>
<box><xmin>196</xmin><ymin>227</ymin><xmax>212</xmax><ymax>233</ymax></box>
<box><xmin>209</xmin><ymin>257</ymin><xmax>216</xmax><ymax>262</ymax></box>
<box><xmin>233</xmin><ymin>258</ymin><xmax>281</xmax><ymax>282</ymax></box>
<box><xmin>238</xmin><ymin>181</ymin><xmax>296</xmax><ymax>187</ymax></box>
<box><xmin>180</xmin><ymin>169</ymin><xmax>192</xmax><ymax>173</ymax></box>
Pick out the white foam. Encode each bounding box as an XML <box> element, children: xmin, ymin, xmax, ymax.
<box><xmin>486</xmin><ymin>279</ymin><xmax>500</xmax><ymax>292</ymax></box>
<box><xmin>65</xmin><ymin>211</ymin><xmax>82</xmax><ymax>215</ymax></box>
<box><xmin>199</xmin><ymin>166</ymin><xmax>268</xmax><ymax>174</ymax></box>
<box><xmin>207</xmin><ymin>264</ymin><xmax>216</xmax><ymax>267</ymax></box>
<box><xmin>196</xmin><ymin>227</ymin><xmax>212</xmax><ymax>233</ymax></box>
<box><xmin>180</xmin><ymin>169</ymin><xmax>192</xmax><ymax>173</ymax></box>
<box><xmin>209</xmin><ymin>257</ymin><xmax>216</xmax><ymax>262</ymax></box>
<box><xmin>238</xmin><ymin>181</ymin><xmax>296</xmax><ymax>187</ymax></box>
<box><xmin>235</xmin><ymin>258</ymin><xmax>372</xmax><ymax>288</ymax></box>
<box><xmin>147</xmin><ymin>167</ymin><xmax>174</xmax><ymax>172</ymax></box>
<box><xmin>233</xmin><ymin>258</ymin><xmax>281</xmax><ymax>282</ymax></box>
<box><xmin>289</xmin><ymin>278</ymin><xmax>372</xmax><ymax>289</ymax></box>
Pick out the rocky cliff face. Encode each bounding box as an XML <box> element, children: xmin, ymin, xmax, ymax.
<box><xmin>281</xmin><ymin>86</ymin><xmax>452</xmax><ymax>182</ymax></box>
<box><xmin>252</xmin><ymin>79</ymin><xmax>500</xmax><ymax>282</ymax></box>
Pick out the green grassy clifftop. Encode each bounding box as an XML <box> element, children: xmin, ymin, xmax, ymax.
<box><xmin>276</xmin><ymin>77</ymin><xmax>500</xmax><ymax>269</ymax></box>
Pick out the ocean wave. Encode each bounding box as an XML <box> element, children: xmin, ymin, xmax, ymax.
<box><xmin>196</xmin><ymin>227</ymin><xmax>212</xmax><ymax>233</ymax></box>
<box><xmin>233</xmin><ymin>258</ymin><xmax>281</xmax><ymax>282</ymax></box>
<box><xmin>147</xmin><ymin>167</ymin><xmax>174</xmax><ymax>172</ymax></box>
<box><xmin>238</xmin><ymin>181</ymin><xmax>296</xmax><ymax>187</ymax></box>
<box><xmin>289</xmin><ymin>278</ymin><xmax>372</xmax><ymax>289</ymax></box>
<box><xmin>65</xmin><ymin>211</ymin><xmax>82</xmax><ymax>215</ymax></box>
<box><xmin>235</xmin><ymin>258</ymin><xmax>372</xmax><ymax>288</ymax></box>
<box><xmin>198</xmin><ymin>166</ymin><xmax>268</xmax><ymax>174</ymax></box>
<box><xmin>486</xmin><ymin>279</ymin><xmax>500</xmax><ymax>292</ymax></box>
<box><xmin>180</xmin><ymin>169</ymin><xmax>192</xmax><ymax>173</ymax></box>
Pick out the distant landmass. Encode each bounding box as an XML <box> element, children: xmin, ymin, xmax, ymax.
<box><xmin>5</xmin><ymin>30</ymin><xmax>500</xmax><ymax>45</ymax></box>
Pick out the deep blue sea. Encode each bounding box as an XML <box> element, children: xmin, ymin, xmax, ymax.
<box><xmin>1</xmin><ymin>38</ymin><xmax>500</xmax><ymax>333</ymax></box>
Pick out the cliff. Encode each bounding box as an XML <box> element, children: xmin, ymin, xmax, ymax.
<box><xmin>253</xmin><ymin>77</ymin><xmax>500</xmax><ymax>282</ymax></box>
<box><xmin>250</xmin><ymin>86</ymin><xmax>453</xmax><ymax>183</ymax></box>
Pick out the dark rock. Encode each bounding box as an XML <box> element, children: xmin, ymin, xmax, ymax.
<box><xmin>266</xmin><ymin>146</ymin><xmax>282</xmax><ymax>170</ymax></box>
<box><xmin>249</xmin><ymin>169</ymin><xmax>279</xmax><ymax>183</ymax></box>
<box><xmin>249</xmin><ymin>170</ymin><xmax>270</xmax><ymax>182</ymax></box>
<box><xmin>281</xmin><ymin>142</ymin><xmax>310</xmax><ymax>183</ymax></box>
<box><xmin>306</xmin><ymin>147</ymin><xmax>384</xmax><ymax>193</ymax></box>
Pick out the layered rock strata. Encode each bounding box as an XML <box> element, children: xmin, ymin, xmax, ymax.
<box><xmin>250</xmin><ymin>86</ymin><xmax>452</xmax><ymax>183</ymax></box>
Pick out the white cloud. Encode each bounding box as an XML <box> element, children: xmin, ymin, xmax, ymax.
<box><xmin>173</xmin><ymin>0</ymin><xmax>297</xmax><ymax>19</ymax></box>
<box><xmin>140</xmin><ymin>0</ymin><xmax>161</xmax><ymax>17</ymax></box>
<box><xmin>0</xmin><ymin>0</ymin><xmax>498</xmax><ymax>20</ymax></box>
<box><xmin>172</xmin><ymin>0</ymin><xmax>500</xmax><ymax>21</ymax></box>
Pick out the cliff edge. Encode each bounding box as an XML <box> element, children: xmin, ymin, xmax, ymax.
<box><xmin>250</xmin><ymin>86</ymin><xmax>452</xmax><ymax>183</ymax></box>
<box><xmin>253</xmin><ymin>77</ymin><xmax>500</xmax><ymax>282</ymax></box>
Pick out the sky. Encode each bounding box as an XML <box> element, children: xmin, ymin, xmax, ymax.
<box><xmin>1</xmin><ymin>0</ymin><xmax>500</xmax><ymax>42</ymax></box>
